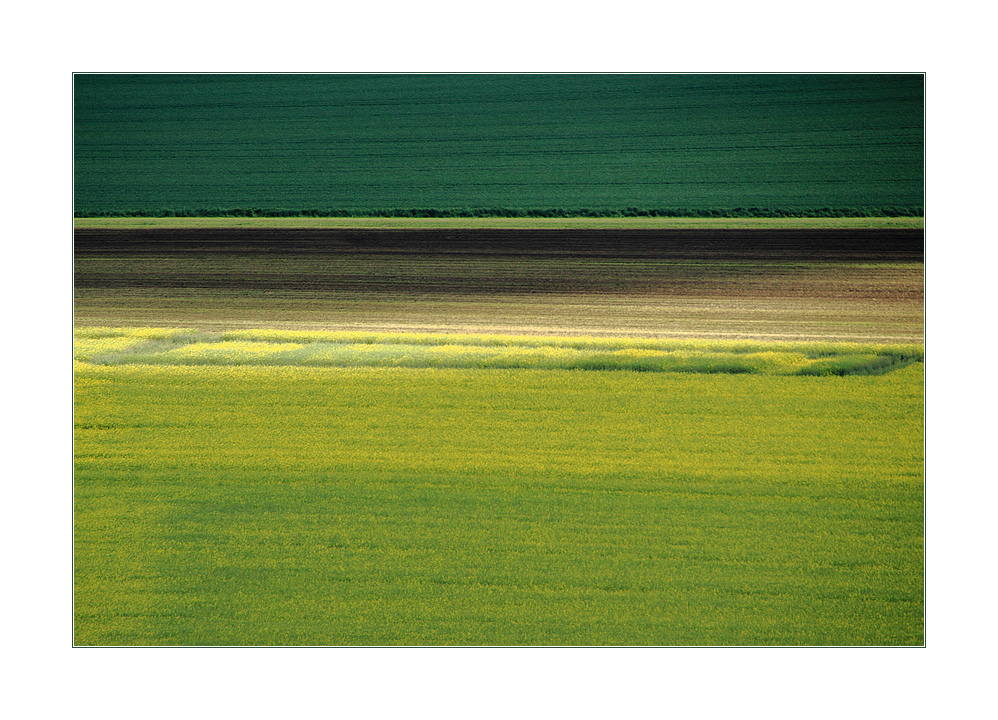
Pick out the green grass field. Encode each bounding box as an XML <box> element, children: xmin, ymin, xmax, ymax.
<box><xmin>74</xmin><ymin>74</ymin><xmax>923</xmax><ymax>215</ymax></box>
<box><xmin>74</xmin><ymin>328</ymin><xmax>924</xmax><ymax>645</ymax></box>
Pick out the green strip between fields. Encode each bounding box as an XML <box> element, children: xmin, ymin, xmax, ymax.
<box><xmin>74</xmin><ymin>216</ymin><xmax>925</xmax><ymax>231</ymax></box>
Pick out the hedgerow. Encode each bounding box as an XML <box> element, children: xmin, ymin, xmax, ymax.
<box><xmin>73</xmin><ymin>206</ymin><xmax>924</xmax><ymax>219</ymax></box>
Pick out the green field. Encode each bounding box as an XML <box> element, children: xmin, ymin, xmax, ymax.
<box><xmin>74</xmin><ymin>329</ymin><xmax>924</xmax><ymax>645</ymax></box>
<box><xmin>74</xmin><ymin>74</ymin><xmax>923</xmax><ymax>215</ymax></box>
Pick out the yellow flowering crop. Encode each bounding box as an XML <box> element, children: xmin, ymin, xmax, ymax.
<box><xmin>75</xmin><ymin>326</ymin><xmax>923</xmax><ymax>376</ymax></box>
<box><xmin>74</xmin><ymin>359</ymin><xmax>924</xmax><ymax>645</ymax></box>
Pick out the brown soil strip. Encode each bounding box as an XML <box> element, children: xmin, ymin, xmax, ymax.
<box><xmin>74</xmin><ymin>228</ymin><xmax>924</xmax><ymax>342</ymax></box>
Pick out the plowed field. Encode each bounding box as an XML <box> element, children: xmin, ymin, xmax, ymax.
<box><xmin>74</xmin><ymin>228</ymin><xmax>923</xmax><ymax>342</ymax></box>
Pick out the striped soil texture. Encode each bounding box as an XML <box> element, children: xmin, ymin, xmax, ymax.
<box><xmin>74</xmin><ymin>228</ymin><xmax>923</xmax><ymax>342</ymax></box>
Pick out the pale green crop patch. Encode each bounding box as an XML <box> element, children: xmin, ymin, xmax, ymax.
<box><xmin>75</xmin><ymin>327</ymin><xmax>923</xmax><ymax>376</ymax></box>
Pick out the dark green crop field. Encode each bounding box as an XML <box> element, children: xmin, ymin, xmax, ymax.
<box><xmin>74</xmin><ymin>74</ymin><xmax>923</xmax><ymax>215</ymax></box>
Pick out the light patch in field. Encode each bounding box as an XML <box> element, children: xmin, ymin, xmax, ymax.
<box><xmin>155</xmin><ymin>341</ymin><xmax>305</xmax><ymax>365</ymax></box>
<box><xmin>73</xmin><ymin>335</ymin><xmax>148</xmax><ymax>360</ymax></box>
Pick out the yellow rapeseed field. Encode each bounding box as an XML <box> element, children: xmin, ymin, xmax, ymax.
<box><xmin>74</xmin><ymin>327</ymin><xmax>924</xmax><ymax>645</ymax></box>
